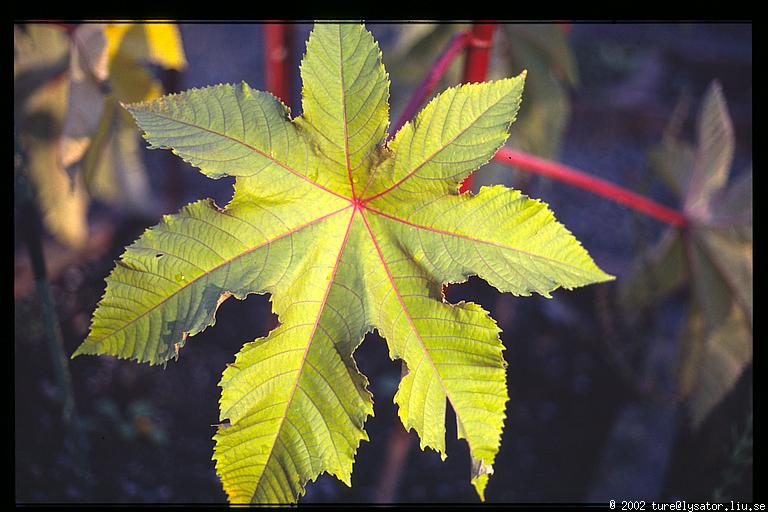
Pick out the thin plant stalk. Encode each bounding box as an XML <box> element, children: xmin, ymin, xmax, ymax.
<box><xmin>16</xmin><ymin>134</ymin><xmax>93</xmax><ymax>491</ymax></box>
<box><xmin>373</xmin><ymin>422</ymin><xmax>414</xmax><ymax>503</ymax></box>
<box><xmin>15</xmin><ymin>139</ymin><xmax>76</xmax><ymax>424</ymax></box>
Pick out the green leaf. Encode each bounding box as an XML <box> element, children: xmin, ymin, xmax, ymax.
<box><xmin>75</xmin><ymin>22</ymin><xmax>612</xmax><ymax>504</ymax></box>
<box><xmin>697</xmin><ymin>228</ymin><xmax>752</xmax><ymax>324</ymax></box>
<box><xmin>82</xmin><ymin>100</ymin><xmax>152</xmax><ymax>211</ymax></box>
<box><xmin>684</xmin><ymin>81</ymin><xmax>735</xmax><ymax>216</ymax></box>
<box><xmin>619</xmin><ymin>229</ymin><xmax>687</xmax><ymax>316</ymax></box>
<box><xmin>650</xmin><ymin>93</ymin><xmax>694</xmax><ymax>196</ymax></box>
<box><xmin>622</xmin><ymin>80</ymin><xmax>752</xmax><ymax>428</ymax></box>
<box><xmin>711</xmin><ymin>168</ymin><xmax>752</xmax><ymax>233</ymax></box>
<box><xmin>679</xmin><ymin>303</ymin><xmax>752</xmax><ymax>428</ymax></box>
<box><xmin>297</xmin><ymin>23</ymin><xmax>390</xmax><ymax>195</ymax></box>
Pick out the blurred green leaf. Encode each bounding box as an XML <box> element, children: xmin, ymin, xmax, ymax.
<box><xmin>679</xmin><ymin>304</ymin><xmax>751</xmax><ymax>428</ymax></box>
<box><xmin>14</xmin><ymin>24</ymin><xmax>70</xmax><ymax>114</ymax></box>
<box><xmin>620</xmin><ymin>81</ymin><xmax>752</xmax><ymax>428</ymax></box>
<box><xmin>619</xmin><ymin>229</ymin><xmax>687</xmax><ymax>315</ymax></box>
<box><xmin>685</xmin><ymin>83</ymin><xmax>734</xmax><ymax>215</ymax></box>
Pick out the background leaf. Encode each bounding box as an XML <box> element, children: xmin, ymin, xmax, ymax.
<box><xmin>14</xmin><ymin>22</ymin><xmax>188</xmax><ymax>247</ymax></box>
<box><xmin>620</xmin><ymin>81</ymin><xmax>752</xmax><ymax>428</ymax></box>
<box><xmin>15</xmin><ymin>25</ymin><xmax>88</xmax><ymax>248</ymax></box>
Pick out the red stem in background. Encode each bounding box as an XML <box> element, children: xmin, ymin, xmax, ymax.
<box><xmin>390</xmin><ymin>30</ymin><xmax>471</xmax><ymax>139</ymax></box>
<box><xmin>459</xmin><ymin>22</ymin><xmax>497</xmax><ymax>193</ymax></box>
<box><xmin>494</xmin><ymin>147</ymin><xmax>689</xmax><ymax>227</ymax></box>
<box><xmin>264</xmin><ymin>22</ymin><xmax>293</xmax><ymax>106</ymax></box>
<box><xmin>461</xmin><ymin>22</ymin><xmax>497</xmax><ymax>83</ymax></box>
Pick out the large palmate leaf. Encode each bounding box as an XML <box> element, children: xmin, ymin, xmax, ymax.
<box><xmin>620</xmin><ymin>82</ymin><xmax>752</xmax><ymax>427</ymax></box>
<box><xmin>74</xmin><ymin>22</ymin><xmax>612</xmax><ymax>503</ymax></box>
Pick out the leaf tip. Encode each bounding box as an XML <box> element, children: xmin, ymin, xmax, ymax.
<box><xmin>472</xmin><ymin>474</ymin><xmax>489</xmax><ymax>502</ymax></box>
<box><xmin>595</xmin><ymin>268</ymin><xmax>616</xmax><ymax>283</ymax></box>
<box><xmin>338</xmin><ymin>471</ymin><xmax>353</xmax><ymax>488</ymax></box>
<box><xmin>70</xmin><ymin>345</ymin><xmax>85</xmax><ymax>360</ymax></box>
<box><xmin>470</xmin><ymin>458</ymin><xmax>494</xmax><ymax>501</ymax></box>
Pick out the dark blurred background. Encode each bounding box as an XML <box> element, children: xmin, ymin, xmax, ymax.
<box><xmin>14</xmin><ymin>22</ymin><xmax>752</xmax><ymax>503</ymax></box>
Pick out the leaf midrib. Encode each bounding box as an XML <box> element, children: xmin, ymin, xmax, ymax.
<box><xmin>338</xmin><ymin>26</ymin><xmax>356</xmax><ymax>199</ymax></box>
<box><xmin>83</xmin><ymin>205</ymin><xmax>352</xmax><ymax>360</ymax></box>
<box><xmin>359</xmin><ymin>208</ymin><xmax>476</xmax><ymax>457</ymax></box>
<box><xmin>365</xmin><ymin>204</ymin><xmax>607</xmax><ymax>281</ymax></box>
<box><xmin>127</xmin><ymin>105</ymin><xmax>351</xmax><ymax>202</ymax></box>
<box><xmin>250</xmin><ymin>208</ymin><xmax>357</xmax><ymax>501</ymax></box>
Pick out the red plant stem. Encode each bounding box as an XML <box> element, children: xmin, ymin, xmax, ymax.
<box><xmin>264</xmin><ymin>22</ymin><xmax>293</xmax><ymax>106</ymax></box>
<box><xmin>459</xmin><ymin>22</ymin><xmax>497</xmax><ymax>193</ymax></box>
<box><xmin>462</xmin><ymin>22</ymin><xmax>497</xmax><ymax>83</ymax></box>
<box><xmin>389</xmin><ymin>30</ymin><xmax>471</xmax><ymax>139</ymax></box>
<box><xmin>494</xmin><ymin>147</ymin><xmax>689</xmax><ymax>227</ymax></box>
